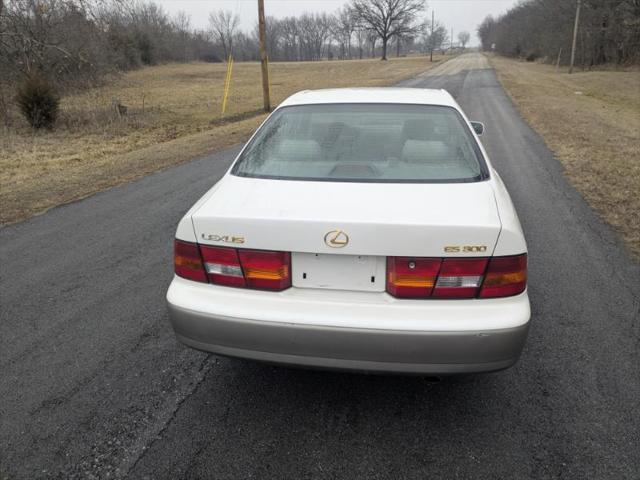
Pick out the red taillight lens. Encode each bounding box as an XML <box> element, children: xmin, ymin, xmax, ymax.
<box><xmin>387</xmin><ymin>257</ymin><xmax>441</xmax><ymax>298</ymax></box>
<box><xmin>386</xmin><ymin>254</ymin><xmax>527</xmax><ymax>299</ymax></box>
<box><xmin>174</xmin><ymin>240</ymin><xmax>207</xmax><ymax>283</ymax></box>
<box><xmin>479</xmin><ymin>254</ymin><xmax>527</xmax><ymax>298</ymax></box>
<box><xmin>433</xmin><ymin>258</ymin><xmax>489</xmax><ymax>298</ymax></box>
<box><xmin>184</xmin><ymin>244</ymin><xmax>291</xmax><ymax>291</ymax></box>
<box><xmin>199</xmin><ymin>245</ymin><xmax>246</xmax><ymax>287</ymax></box>
<box><xmin>238</xmin><ymin>250</ymin><xmax>291</xmax><ymax>291</ymax></box>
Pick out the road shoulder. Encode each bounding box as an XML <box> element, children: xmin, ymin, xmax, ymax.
<box><xmin>489</xmin><ymin>54</ymin><xmax>640</xmax><ymax>259</ymax></box>
<box><xmin>1</xmin><ymin>56</ymin><xmax>451</xmax><ymax>226</ymax></box>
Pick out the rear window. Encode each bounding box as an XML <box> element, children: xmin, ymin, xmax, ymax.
<box><xmin>231</xmin><ymin>103</ymin><xmax>488</xmax><ymax>183</ymax></box>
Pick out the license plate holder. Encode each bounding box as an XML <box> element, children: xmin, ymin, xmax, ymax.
<box><xmin>292</xmin><ymin>253</ymin><xmax>385</xmax><ymax>292</ymax></box>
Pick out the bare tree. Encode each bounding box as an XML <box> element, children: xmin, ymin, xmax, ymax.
<box><xmin>458</xmin><ymin>30</ymin><xmax>470</xmax><ymax>49</ymax></box>
<box><xmin>297</xmin><ymin>12</ymin><xmax>333</xmax><ymax>60</ymax></box>
<box><xmin>420</xmin><ymin>19</ymin><xmax>448</xmax><ymax>53</ymax></box>
<box><xmin>0</xmin><ymin>0</ymin><xmax>219</xmax><ymax>96</ymax></box>
<box><xmin>332</xmin><ymin>6</ymin><xmax>356</xmax><ymax>59</ymax></box>
<box><xmin>280</xmin><ymin>17</ymin><xmax>299</xmax><ymax>60</ymax></box>
<box><xmin>0</xmin><ymin>0</ymin><xmax>104</xmax><ymax>85</ymax></box>
<box><xmin>208</xmin><ymin>10</ymin><xmax>239</xmax><ymax>60</ymax></box>
<box><xmin>367</xmin><ymin>31</ymin><xmax>378</xmax><ymax>57</ymax></box>
<box><xmin>252</xmin><ymin>15</ymin><xmax>282</xmax><ymax>60</ymax></box>
<box><xmin>477</xmin><ymin>0</ymin><xmax>639</xmax><ymax>66</ymax></box>
<box><xmin>173</xmin><ymin>11</ymin><xmax>191</xmax><ymax>62</ymax></box>
<box><xmin>351</xmin><ymin>0</ymin><xmax>425</xmax><ymax>60</ymax></box>
<box><xmin>353</xmin><ymin>23</ymin><xmax>368</xmax><ymax>59</ymax></box>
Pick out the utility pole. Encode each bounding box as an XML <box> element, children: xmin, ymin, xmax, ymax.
<box><xmin>257</xmin><ymin>0</ymin><xmax>271</xmax><ymax>111</ymax></box>
<box><xmin>569</xmin><ymin>0</ymin><xmax>581</xmax><ymax>74</ymax></box>
<box><xmin>451</xmin><ymin>27</ymin><xmax>454</xmax><ymax>50</ymax></box>
<box><xmin>430</xmin><ymin>10</ymin><xmax>434</xmax><ymax>62</ymax></box>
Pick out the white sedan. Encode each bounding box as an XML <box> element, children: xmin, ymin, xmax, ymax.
<box><xmin>167</xmin><ymin>88</ymin><xmax>530</xmax><ymax>374</ymax></box>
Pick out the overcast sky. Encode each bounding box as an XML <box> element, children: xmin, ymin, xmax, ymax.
<box><xmin>157</xmin><ymin>0</ymin><xmax>519</xmax><ymax>46</ymax></box>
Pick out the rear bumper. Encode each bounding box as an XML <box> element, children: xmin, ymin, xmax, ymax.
<box><xmin>167</xmin><ymin>276</ymin><xmax>530</xmax><ymax>374</ymax></box>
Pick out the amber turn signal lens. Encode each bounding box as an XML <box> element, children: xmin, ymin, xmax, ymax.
<box><xmin>174</xmin><ymin>240</ymin><xmax>207</xmax><ymax>283</ymax></box>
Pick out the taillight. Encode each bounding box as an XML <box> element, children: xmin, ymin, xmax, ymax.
<box><xmin>386</xmin><ymin>254</ymin><xmax>527</xmax><ymax>299</ymax></box>
<box><xmin>200</xmin><ymin>245</ymin><xmax>245</xmax><ymax>287</ymax></box>
<box><xmin>174</xmin><ymin>240</ymin><xmax>207</xmax><ymax>283</ymax></box>
<box><xmin>433</xmin><ymin>258</ymin><xmax>488</xmax><ymax>298</ymax></box>
<box><xmin>387</xmin><ymin>257</ymin><xmax>441</xmax><ymax>298</ymax></box>
<box><xmin>238</xmin><ymin>250</ymin><xmax>291</xmax><ymax>291</ymax></box>
<box><xmin>479</xmin><ymin>254</ymin><xmax>527</xmax><ymax>298</ymax></box>
<box><xmin>174</xmin><ymin>241</ymin><xmax>291</xmax><ymax>292</ymax></box>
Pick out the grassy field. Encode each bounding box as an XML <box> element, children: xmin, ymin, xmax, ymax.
<box><xmin>490</xmin><ymin>55</ymin><xmax>640</xmax><ymax>258</ymax></box>
<box><xmin>0</xmin><ymin>55</ymin><xmax>447</xmax><ymax>224</ymax></box>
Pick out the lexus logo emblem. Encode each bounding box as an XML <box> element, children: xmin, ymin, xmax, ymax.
<box><xmin>324</xmin><ymin>229</ymin><xmax>349</xmax><ymax>248</ymax></box>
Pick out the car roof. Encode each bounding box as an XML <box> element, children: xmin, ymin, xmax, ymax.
<box><xmin>278</xmin><ymin>88</ymin><xmax>458</xmax><ymax>109</ymax></box>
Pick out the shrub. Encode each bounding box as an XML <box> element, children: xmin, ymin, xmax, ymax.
<box><xmin>16</xmin><ymin>74</ymin><xmax>60</xmax><ymax>129</ymax></box>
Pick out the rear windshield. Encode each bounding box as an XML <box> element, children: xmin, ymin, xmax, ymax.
<box><xmin>231</xmin><ymin>103</ymin><xmax>488</xmax><ymax>183</ymax></box>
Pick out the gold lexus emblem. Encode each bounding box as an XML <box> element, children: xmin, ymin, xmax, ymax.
<box><xmin>324</xmin><ymin>229</ymin><xmax>349</xmax><ymax>248</ymax></box>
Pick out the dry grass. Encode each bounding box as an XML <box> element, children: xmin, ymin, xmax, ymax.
<box><xmin>490</xmin><ymin>55</ymin><xmax>640</xmax><ymax>258</ymax></box>
<box><xmin>0</xmin><ymin>55</ymin><xmax>447</xmax><ymax>224</ymax></box>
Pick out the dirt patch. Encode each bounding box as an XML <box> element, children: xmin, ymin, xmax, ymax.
<box><xmin>490</xmin><ymin>55</ymin><xmax>640</xmax><ymax>258</ymax></box>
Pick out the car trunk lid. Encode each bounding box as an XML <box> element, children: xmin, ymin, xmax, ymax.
<box><xmin>192</xmin><ymin>176</ymin><xmax>501</xmax><ymax>292</ymax></box>
<box><xmin>193</xmin><ymin>175</ymin><xmax>501</xmax><ymax>255</ymax></box>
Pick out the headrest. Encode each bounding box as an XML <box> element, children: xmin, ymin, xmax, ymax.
<box><xmin>401</xmin><ymin>140</ymin><xmax>450</xmax><ymax>164</ymax></box>
<box><xmin>276</xmin><ymin>139</ymin><xmax>321</xmax><ymax>162</ymax></box>
<box><xmin>402</xmin><ymin>119</ymin><xmax>434</xmax><ymax>140</ymax></box>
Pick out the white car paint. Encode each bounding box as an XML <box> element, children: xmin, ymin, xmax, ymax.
<box><xmin>167</xmin><ymin>88</ymin><xmax>530</xmax><ymax>374</ymax></box>
<box><xmin>168</xmin><ymin>275</ymin><xmax>529</xmax><ymax>332</ymax></box>
<box><xmin>190</xmin><ymin>176</ymin><xmax>506</xmax><ymax>257</ymax></box>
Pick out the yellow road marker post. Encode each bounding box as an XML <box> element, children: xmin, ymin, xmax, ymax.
<box><xmin>221</xmin><ymin>55</ymin><xmax>234</xmax><ymax>117</ymax></box>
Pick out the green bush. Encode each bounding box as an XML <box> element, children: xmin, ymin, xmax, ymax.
<box><xmin>16</xmin><ymin>74</ymin><xmax>60</xmax><ymax>129</ymax></box>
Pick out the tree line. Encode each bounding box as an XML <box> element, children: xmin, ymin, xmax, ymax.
<box><xmin>477</xmin><ymin>0</ymin><xmax>640</xmax><ymax>66</ymax></box>
<box><xmin>209</xmin><ymin>0</ymin><xmax>457</xmax><ymax>63</ymax></box>
<box><xmin>1</xmin><ymin>0</ymin><xmax>216</xmax><ymax>91</ymax></box>
<box><xmin>0</xmin><ymin>0</ymin><xmax>461</xmax><ymax>91</ymax></box>
<box><xmin>1</xmin><ymin>0</ymin><xmax>468</xmax><ymax>128</ymax></box>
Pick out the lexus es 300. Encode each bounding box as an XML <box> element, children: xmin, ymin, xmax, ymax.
<box><xmin>167</xmin><ymin>88</ymin><xmax>530</xmax><ymax>374</ymax></box>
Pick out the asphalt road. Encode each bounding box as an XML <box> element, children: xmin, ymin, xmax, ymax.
<box><xmin>1</xmin><ymin>53</ymin><xmax>639</xmax><ymax>479</ymax></box>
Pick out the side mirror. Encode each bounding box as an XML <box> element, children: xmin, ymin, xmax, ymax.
<box><xmin>470</xmin><ymin>121</ymin><xmax>485</xmax><ymax>136</ymax></box>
